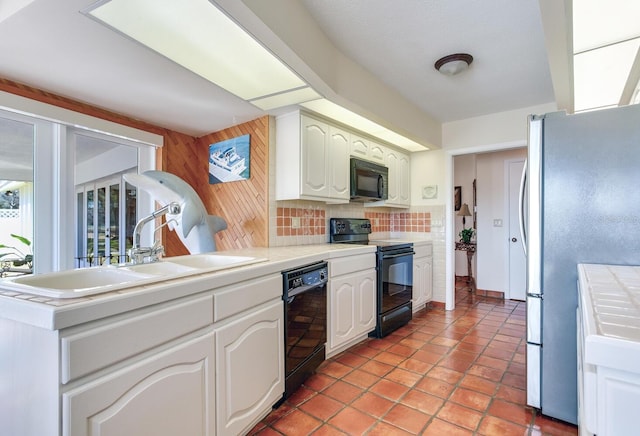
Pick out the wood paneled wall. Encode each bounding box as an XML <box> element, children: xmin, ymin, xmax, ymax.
<box><xmin>164</xmin><ymin>117</ymin><xmax>270</xmax><ymax>254</ymax></box>
<box><xmin>0</xmin><ymin>78</ymin><xmax>269</xmax><ymax>256</ymax></box>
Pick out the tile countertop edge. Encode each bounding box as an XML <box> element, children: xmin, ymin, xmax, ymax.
<box><xmin>578</xmin><ymin>263</ymin><xmax>640</xmax><ymax>373</ymax></box>
<box><xmin>0</xmin><ymin>244</ymin><xmax>376</xmax><ymax>330</ymax></box>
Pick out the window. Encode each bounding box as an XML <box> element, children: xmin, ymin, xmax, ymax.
<box><xmin>0</xmin><ymin>95</ymin><xmax>161</xmax><ymax>274</ymax></box>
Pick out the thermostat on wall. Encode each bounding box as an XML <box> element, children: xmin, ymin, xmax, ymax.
<box><xmin>422</xmin><ymin>185</ymin><xmax>438</xmax><ymax>199</ymax></box>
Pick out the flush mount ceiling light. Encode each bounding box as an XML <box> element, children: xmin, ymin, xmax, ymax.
<box><xmin>85</xmin><ymin>0</ymin><xmax>320</xmax><ymax>110</ymax></box>
<box><xmin>434</xmin><ymin>53</ymin><xmax>474</xmax><ymax>76</ymax></box>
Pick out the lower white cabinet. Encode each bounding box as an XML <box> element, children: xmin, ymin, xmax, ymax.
<box><xmin>214</xmin><ymin>299</ymin><xmax>284</xmax><ymax>435</ymax></box>
<box><xmin>577</xmin><ymin>264</ymin><xmax>640</xmax><ymax>436</ymax></box>
<box><xmin>328</xmin><ymin>254</ymin><xmax>376</xmax><ymax>357</ymax></box>
<box><xmin>63</xmin><ymin>332</ymin><xmax>216</xmax><ymax>436</ymax></box>
<box><xmin>412</xmin><ymin>243</ymin><xmax>433</xmax><ymax>312</ymax></box>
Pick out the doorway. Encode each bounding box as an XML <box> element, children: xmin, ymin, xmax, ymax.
<box><xmin>453</xmin><ymin>148</ymin><xmax>526</xmax><ymax>301</ymax></box>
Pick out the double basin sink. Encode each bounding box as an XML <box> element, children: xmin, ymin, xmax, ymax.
<box><xmin>1</xmin><ymin>254</ymin><xmax>267</xmax><ymax>299</ymax></box>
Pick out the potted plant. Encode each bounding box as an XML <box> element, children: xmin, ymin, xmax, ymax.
<box><xmin>459</xmin><ymin>228</ymin><xmax>474</xmax><ymax>244</ymax></box>
<box><xmin>0</xmin><ymin>233</ymin><xmax>33</xmax><ymax>274</ymax></box>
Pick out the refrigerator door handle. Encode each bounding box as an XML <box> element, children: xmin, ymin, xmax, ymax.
<box><xmin>518</xmin><ymin>158</ymin><xmax>527</xmax><ymax>256</ymax></box>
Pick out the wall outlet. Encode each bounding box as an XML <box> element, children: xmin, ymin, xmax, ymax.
<box><xmin>291</xmin><ymin>217</ymin><xmax>300</xmax><ymax>229</ymax></box>
<box><xmin>493</xmin><ymin>219</ymin><xmax>503</xmax><ymax>227</ymax></box>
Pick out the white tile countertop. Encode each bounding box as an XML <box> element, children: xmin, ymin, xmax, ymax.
<box><xmin>578</xmin><ymin>263</ymin><xmax>640</xmax><ymax>373</ymax></box>
<box><xmin>0</xmin><ymin>244</ymin><xmax>375</xmax><ymax>331</ymax></box>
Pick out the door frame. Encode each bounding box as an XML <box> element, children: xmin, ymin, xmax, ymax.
<box><xmin>446</xmin><ymin>140</ymin><xmax>526</xmax><ymax>310</ymax></box>
<box><xmin>504</xmin><ymin>158</ymin><xmax>526</xmax><ymax>300</ymax></box>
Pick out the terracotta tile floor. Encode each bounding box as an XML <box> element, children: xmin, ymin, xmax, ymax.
<box><xmin>251</xmin><ymin>280</ymin><xmax>578</xmax><ymax>435</ymax></box>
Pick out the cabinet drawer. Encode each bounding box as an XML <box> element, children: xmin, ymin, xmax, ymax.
<box><xmin>61</xmin><ymin>295</ymin><xmax>213</xmax><ymax>384</ymax></box>
<box><xmin>213</xmin><ymin>274</ymin><xmax>281</xmax><ymax>322</ymax></box>
<box><xmin>329</xmin><ymin>253</ymin><xmax>375</xmax><ymax>277</ymax></box>
<box><xmin>414</xmin><ymin>244</ymin><xmax>432</xmax><ymax>258</ymax></box>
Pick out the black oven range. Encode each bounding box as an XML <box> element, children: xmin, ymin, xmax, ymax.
<box><xmin>329</xmin><ymin>218</ymin><xmax>414</xmax><ymax>337</ymax></box>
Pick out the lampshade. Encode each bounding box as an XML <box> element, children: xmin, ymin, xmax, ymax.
<box><xmin>457</xmin><ymin>203</ymin><xmax>472</xmax><ymax>217</ymax></box>
<box><xmin>435</xmin><ymin>53</ymin><xmax>474</xmax><ymax>76</ymax></box>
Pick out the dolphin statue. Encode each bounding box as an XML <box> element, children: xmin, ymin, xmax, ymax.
<box><xmin>123</xmin><ymin>170</ymin><xmax>227</xmax><ymax>253</ymax></box>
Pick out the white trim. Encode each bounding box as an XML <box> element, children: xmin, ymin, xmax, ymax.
<box><xmin>0</xmin><ymin>90</ymin><xmax>163</xmax><ymax>147</ymax></box>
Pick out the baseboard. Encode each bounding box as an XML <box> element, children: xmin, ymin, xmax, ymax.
<box><xmin>475</xmin><ymin>288</ymin><xmax>504</xmax><ymax>299</ymax></box>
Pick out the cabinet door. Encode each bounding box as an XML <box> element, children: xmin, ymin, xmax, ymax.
<box><xmin>350</xmin><ymin>135</ymin><xmax>369</xmax><ymax>159</ymax></box>
<box><xmin>355</xmin><ymin>270</ymin><xmax>376</xmax><ymax>333</ymax></box>
<box><xmin>413</xmin><ymin>257</ymin><xmax>433</xmax><ymax>312</ymax></box>
<box><xmin>329</xmin><ymin>126</ymin><xmax>350</xmax><ymax>200</ymax></box>
<box><xmin>369</xmin><ymin>142</ymin><xmax>386</xmax><ymax>164</ymax></box>
<box><xmin>63</xmin><ymin>332</ymin><xmax>215</xmax><ymax>436</ymax></box>
<box><xmin>301</xmin><ymin>116</ymin><xmax>329</xmax><ymax>197</ymax></box>
<box><xmin>424</xmin><ymin>256</ymin><xmax>433</xmax><ymax>302</ymax></box>
<box><xmin>215</xmin><ymin>300</ymin><xmax>284</xmax><ymax>436</ymax></box>
<box><xmin>386</xmin><ymin>150</ymin><xmax>399</xmax><ymax>202</ymax></box>
<box><xmin>329</xmin><ymin>275</ymin><xmax>356</xmax><ymax>350</ymax></box>
<box><xmin>398</xmin><ymin>152</ymin><xmax>411</xmax><ymax>205</ymax></box>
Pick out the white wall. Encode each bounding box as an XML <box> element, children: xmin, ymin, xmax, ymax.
<box><xmin>410</xmin><ymin>102</ymin><xmax>556</xmax><ymax>309</ymax></box>
<box><xmin>475</xmin><ymin>148</ymin><xmax>526</xmax><ymax>292</ymax></box>
<box><xmin>442</xmin><ymin>103</ymin><xmax>557</xmax><ymax>151</ymax></box>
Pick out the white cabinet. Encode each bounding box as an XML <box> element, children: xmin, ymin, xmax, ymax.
<box><xmin>63</xmin><ymin>332</ymin><xmax>215</xmax><ymax>436</ymax></box>
<box><xmin>577</xmin><ymin>264</ymin><xmax>640</xmax><ymax>436</ymax></box>
<box><xmin>350</xmin><ymin>134</ymin><xmax>385</xmax><ymax>164</ymax></box>
<box><xmin>384</xmin><ymin>148</ymin><xmax>411</xmax><ymax>207</ymax></box>
<box><xmin>328</xmin><ymin>253</ymin><xmax>376</xmax><ymax>357</ymax></box>
<box><xmin>277</xmin><ymin>109</ymin><xmax>411</xmax><ymax>206</ymax></box>
<box><xmin>215</xmin><ymin>299</ymin><xmax>284</xmax><ymax>436</ymax></box>
<box><xmin>61</xmin><ymin>275</ymin><xmax>283</xmax><ymax>436</ymax></box>
<box><xmin>276</xmin><ymin>111</ymin><xmax>350</xmax><ymax>203</ymax></box>
<box><xmin>412</xmin><ymin>243</ymin><xmax>433</xmax><ymax>313</ymax></box>
<box><xmin>329</xmin><ymin>126</ymin><xmax>351</xmax><ymax>199</ymax></box>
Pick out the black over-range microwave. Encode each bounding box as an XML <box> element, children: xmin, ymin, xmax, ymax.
<box><xmin>350</xmin><ymin>157</ymin><xmax>389</xmax><ymax>201</ymax></box>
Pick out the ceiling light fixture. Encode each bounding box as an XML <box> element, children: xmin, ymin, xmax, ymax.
<box><xmin>86</xmin><ymin>0</ymin><xmax>321</xmax><ymax>110</ymax></box>
<box><xmin>434</xmin><ymin>53</ymin><xmax>474</xmax><ymax>76</ymax></box>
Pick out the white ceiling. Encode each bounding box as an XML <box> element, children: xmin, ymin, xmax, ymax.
<box><xmin>300</xmin><ymin>0</ymin><xmax>555</xmax><ymax>123</ymax></box>
<box><xmin>0</xmin><ymin>0</ymin><xmax>559</xmax><ymax>148</ymax></box>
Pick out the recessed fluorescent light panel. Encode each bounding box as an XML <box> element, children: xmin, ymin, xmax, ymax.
<box><xmin>87</xmin><ymin>0</ymin><xmax>319</xmax><ymax>108</ymax></box>
<box><xmin>302</xmin><ymin>99</ymin><xmax>430</xmax><ymax>152</ymax></box>
<box><xmin>573</xmin><ymin>0</ymin><xmax>640</xmax><ymax>112</ymax></box>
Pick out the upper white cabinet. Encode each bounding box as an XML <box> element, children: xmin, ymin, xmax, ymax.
<box><xmin>382</xmin><ymin>148</ymin><xmax>411</xmax><ymax>207</ymax></box>
<box><xmin>276</xmin><ymin>111</ymin><xmax>350</xmax><ymax>203</ymax></box>
<box><xmin>350</xmin><ymin>134</ymin><xmax>385</xmax><ymax>164</ymax></box>
<box><xmin>276</xmin><ymin>110</ymin><xmax>411</xmax><ymax>206</ymax></box>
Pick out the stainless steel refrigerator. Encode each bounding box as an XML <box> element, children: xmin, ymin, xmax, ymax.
<box><xmin>523</xmin><ymin>103</ymin><xmax>640</xmax><ymax>425</ymax></box>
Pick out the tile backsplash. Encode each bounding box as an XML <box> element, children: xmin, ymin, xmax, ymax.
<box><xmin>270</xmin><ymin>202</ymin><xmax>436</xmax><ymax>246</ymax></box>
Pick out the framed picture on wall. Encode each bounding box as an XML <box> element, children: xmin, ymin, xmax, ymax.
<box><xmin>208</xmin><ymin>134</ymin><xmax>251</xmax><ymax>184</ymax></box>
<box><xmin>454</xmin><ymin>186</ymin><xmax>461</xmax><ymax>211</ymax></box>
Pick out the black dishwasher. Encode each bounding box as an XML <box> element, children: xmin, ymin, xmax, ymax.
<box><xmin>281</xmin><ymin>261</ymin><xmax>328</xmax><ymax>400</ymax></box>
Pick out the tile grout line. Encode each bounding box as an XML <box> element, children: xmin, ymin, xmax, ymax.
<box><xmin>258</xmin><ymin>289</ymin><xmax>530</xmax><ymax>435</ymax></box>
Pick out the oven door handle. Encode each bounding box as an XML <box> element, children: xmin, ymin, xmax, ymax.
<box><xmin>382</xmin><ymin>252</ymin><xmax>415</xmax><ymax>259</ymax></box>
<box><xmin>287</xmin><ymin>281</ymin><xmax>327</xmax><ymax>298</ymax></box>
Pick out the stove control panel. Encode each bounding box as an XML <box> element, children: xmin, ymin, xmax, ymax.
<box><xmin>329</xmin><ymin>218</ymin><xmax>372</xmax><ymax>235</ymax></box>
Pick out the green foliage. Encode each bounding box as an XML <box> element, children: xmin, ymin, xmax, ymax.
<box><xmin>0</xmin><ymin>233</ymin><xmax>33</xmax><ymax>269</ymax></box>
<box><xmin>459</xmin><ymin>228</ymin><xmax>475</xmax><ymax>243</ymax></box>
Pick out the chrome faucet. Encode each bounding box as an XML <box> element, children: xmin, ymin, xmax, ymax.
<box><xmin>128</xmin><ymin>202</ymin><xmax>181</xmax><ymax>264</ymax></box>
